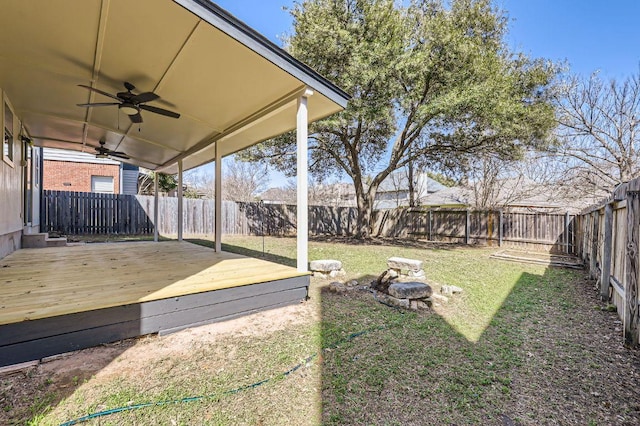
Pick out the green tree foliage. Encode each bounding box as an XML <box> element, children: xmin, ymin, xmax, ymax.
<box><xmin>138</xmin><ymin>171</ymin><xmax>178</xmax><ymax>195</ymax></box>
<box><xmin>242</xmin><ymin>0</ymin><xmax>558</xmax><ymax>237</ymax></box>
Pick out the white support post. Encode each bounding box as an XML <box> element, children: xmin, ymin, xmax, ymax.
<box><xmin>215</xmin><ymin>141</ymin><xmax>222</xmax><ymax>252</ymax></box>
<box><xmin>177</xmin><ymin>159</ymin><xmax>183</xmax><ymax>242</ymax></box>
<box><xmin>153</xmin><ymin>172</ymin><xmax>159</xmax><ymax>242</ymax></box>
<box><xmin>296</xmin><ymin>90</ymin><xmax>312</xmax><ymax>272</ymax></box>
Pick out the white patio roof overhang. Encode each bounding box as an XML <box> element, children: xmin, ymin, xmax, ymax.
<box><xmin>1</xmin><ymin>0</ymin><xmax>349</xmax><ymax>271</ymax></box>
<box><xmin>0</xmin><ymin>0</ymin><xmax>349</xmax><ymax>174</ymax></box>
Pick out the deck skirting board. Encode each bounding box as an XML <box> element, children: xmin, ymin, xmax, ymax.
<box><xmin>0</xmin><ymin>276</ymin><xmax>309</xmax><ymax>367</ymax></box>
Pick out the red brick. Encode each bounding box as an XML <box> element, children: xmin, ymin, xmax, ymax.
<box><xmin>43</xmin><ymin>161</ymin><xmax>120</xmax><ymax>194</ymax></box>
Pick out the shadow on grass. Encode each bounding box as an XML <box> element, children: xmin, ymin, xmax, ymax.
<box><xmin>318</xmin><ymin>267</ymin><xmax>586</xmax><ymax>425</ymax></box>
<box><xmin>186</xmin><ymin>238</ymin><xmax>297</xmax><ymax>268</ymax></box>
<box><xmin>309</xmin><ymin>235</ymin><xmax>460</xmax><ymax>251</ymax></box>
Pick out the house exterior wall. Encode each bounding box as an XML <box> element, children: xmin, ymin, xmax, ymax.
<box><xmin>121</xmin><ymin>163</ymin><xmax>139</xmax><ymax>195</ymax></box>
<box><xmin>0</xmin><ymin>89</ymin><xmax>24</xmax><ymax>259</ymax></box>
<box><xmin>43</xmin><ymin>160</ymin><xmax>120</xmax><ymax>194</ymax></box>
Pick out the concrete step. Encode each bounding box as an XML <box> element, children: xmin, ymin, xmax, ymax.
<box><xmin>46</xmin><ymin>237</ymin><xmax>68</xmax><ymax>248</ymax></box>
<box><xmin>22</xmin><ymin>233</ymin><xmax>67</xmax><ymax>248</ymax></box>
<box><xmin>22</xmin><ymin>233</ymin><xmax>48</xmax><ymax>248</ymax></box>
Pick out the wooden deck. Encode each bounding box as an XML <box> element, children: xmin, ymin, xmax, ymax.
<box><xmin>0</xmin><ymin>241</ymin><xmax>309</xmax><ymax>367</ymax></box>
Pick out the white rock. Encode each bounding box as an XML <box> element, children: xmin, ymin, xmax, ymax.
<box><xmin>408</xmin><ymin>269</ymin><xmax>426</xmax><ymax>278</ymax></box>
<box><xmin>387</xmin><ymin>257</ymin><xmax>423</xmax><ymax>272</ymax></box>
<box><xmin>329</xmin><ymin>269</ymin><xmax>347</xmax><ymax>278</ymax></box>
<box><xmin>376</xmin><ymin>293</ymin><xmax>410</xmax><ymax>309</ymax></box>
<box><xmin>310</xmin><ymin>259</ymin><xmax>342</xmax><ymax>272</ymax></box>
<box><xmin>431</xmin><ymin>293</ymin><xmax>449</xmax><ymax>303</ymax></box>
<box><xmin>387</xmin><ymin>268</ymin><xmax>399</xmax><ymax>278</ymax></box>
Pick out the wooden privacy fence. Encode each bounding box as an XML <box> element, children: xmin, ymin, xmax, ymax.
<box><xmin>42</xmin><ymin>191</ymin><xmax>356</xmax><ymax>237</ymax></box>
<box><xmin>43</xmin><ymin>191</ymin><xmax>575</xmax><ymax>252</ymax></box>
<box><xmin>43</xmin><ymin>191</ymin><xmax>230</xmax><ymax>235</ymax></box>
<box><xmin>374</xmin><ymin>208</ymin><xmax>575</xmax><ymax>253</ymax></box>
<box><xmin>43</xmin><ymin>191</ymin><xmax>155</xmax><ymax>234</ymax></box>
<box><xmin>577</xmin><ymin>180</ymin><xmax>640</xmax><ymax>346</ymax></box>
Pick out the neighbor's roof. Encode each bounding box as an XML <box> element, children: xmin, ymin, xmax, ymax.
<box><xmin>0</xmin><ymin>0</ymin><xmax>349</xmax><ymax>173</ymax></box>
<box><xmin>376</xmin><ymin>171</ymin><xmax>446</xmax><ymax>193</ymax></box>
<box><xmin>420</xmin><ymin>186</ymin><xmax>470</xmax><ymax>207</ymax></box>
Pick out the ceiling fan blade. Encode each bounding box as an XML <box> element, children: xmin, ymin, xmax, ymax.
<box><xmin>129</xmin><ymin>113</ymin><xmax>143</xmax><ymax>124</ymax></box>
<box><xmin>139</xmin><ymin>104</ymin><xmax>180</xmax><ymax>119</ymax></box>
<box><xmin>131</xmin><ymin>92</ymin><xmax>159</xmax><ymax>103</ymax></box>
<box><xmin>77</xmin><ymin>102</ymin><xmax>120</xmax><ymax>107</ymax></box>
<box><xmin>77</xmin><ymin>84</ymin><xmax>121</xmax><ymax>101</ymax></box>
<box><xmin>110</xmin><ymin>152</ymin><xmax>130</xmax><ymax>159</ymax></box>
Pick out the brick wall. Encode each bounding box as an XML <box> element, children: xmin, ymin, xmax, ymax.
<box><xmin>43</xmin><ymin>160</ymin><xmax>120</xmax><ymax>193</ymax></box>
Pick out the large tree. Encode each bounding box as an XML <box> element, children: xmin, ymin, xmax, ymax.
<box><xmin>554</xmin><ymin>70</ymin><xmax>640</xmax><ymax>195</ymax></box>
<box><xmin>244</xmin><ymin>0</ymin><xmax>557</xmax><ymax>237</ymax></box>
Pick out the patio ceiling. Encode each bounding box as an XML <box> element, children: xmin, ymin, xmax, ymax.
<box><xmin>0</xmin><ymin>0</ymin><xmax>348</xmax><ymax>173</ymax></box>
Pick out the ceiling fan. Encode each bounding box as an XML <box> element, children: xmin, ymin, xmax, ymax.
<box><xmin>77</xmin><ymin>82</ymin><xmax>180</xmax><ymax>123</ymax></box>
<box><xmin>94</xmin><ymin>140</ymin><xmax>129</xmax><ymax>159</ymax></box>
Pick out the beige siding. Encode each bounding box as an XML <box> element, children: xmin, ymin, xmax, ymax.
<box><xmin>0</xmin><ymin>89</ymin><xmax>24</xmax><ymax>239</ymax></box>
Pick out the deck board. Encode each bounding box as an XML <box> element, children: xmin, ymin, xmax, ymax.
<box><xmin>0</xmin><ymin>241</ymin><xmax>306</xmax><ymax>325</ymax></box>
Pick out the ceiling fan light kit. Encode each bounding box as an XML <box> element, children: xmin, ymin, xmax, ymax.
<box><xmin>119</xmin><ymin>103</ymin><xmax>139</xmax><ymax>116</ymax></box>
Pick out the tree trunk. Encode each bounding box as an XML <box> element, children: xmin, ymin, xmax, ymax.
<box><xmin>354</xmin><ymin>179</ymin><xmax>379</xmax><ymax>239</ymax></box>
<box><xmin>355</xmin><ymin>193</ymin><xmax>374</xmax><ymax>238</ymax></box>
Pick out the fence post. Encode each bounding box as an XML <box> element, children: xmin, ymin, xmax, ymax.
<box><xmin>428</xmin><ymin>210</ymin><xmax>432</xmax><ymax>241</ymax></box>
<box><xmin>499</xmin><ymin>210</ymin><xmax>503</xmax><ymax>247</ymax></box>
<box><xmin>601</xmin><ymin>203</ymin><xmax>613</xmax><ymax>300</ymax></box>
<box><xmin>565</xmin><ymin>211</ymin><xmax>571</xmax><ymax>254</ymax></box>
<box><xmin>624</xmin><ymin>189</ymin><xmax>640</xmax><ymax>346</ymax></box>
<box><xmin>590</xmin><ymin>211</ymin><xmax>599</xmax><ymax>278</ymax></box>
<box><xmin>465</xmin><ymin>210</ymin><xmax>470</xmax><ymax>245</ymax></box>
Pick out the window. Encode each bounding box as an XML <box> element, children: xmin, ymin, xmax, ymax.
<box><xmin>3</xmin><ymin>99</ymin><xmax>14</xmax><ymax>166</ymax></box>
<box><xmin>91</xmin><ymin>176</ymin><xmax>114</xmax><ymax>193</ymax></box>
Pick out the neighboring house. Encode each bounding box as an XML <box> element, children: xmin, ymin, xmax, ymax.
<box><xmin>43</xmin><ymin>148</ymin><xmax>139</xmax><ymax>194</ymax></box>
<box><xmin>260</xmin><ymin>187</ymin><xmax>297</xmax><ymax>204</ymax></box>
<box><xmin>419</xmin><ymin>186</ymin><xmax>471</xmax><ymax>209</ymax></box>
<box><xmin>260</xmin><ymin>172</ymin><xmax>446</xmax><ymax>208</ymax></box>
<box><xmin>373</xmin><ymin>171</ymin><xmax>446</xmax><ymax>209</ymax></box>
<box><xmin>421</xmin><ymin>178</ymin><xmax>588</xmax><ymax>213</ymax></box>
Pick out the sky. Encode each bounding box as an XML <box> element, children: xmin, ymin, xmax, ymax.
<box><xmin>212</xmin><ymin>0</ymin><xmax>640</xmax><ymax>186</ymax></box>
